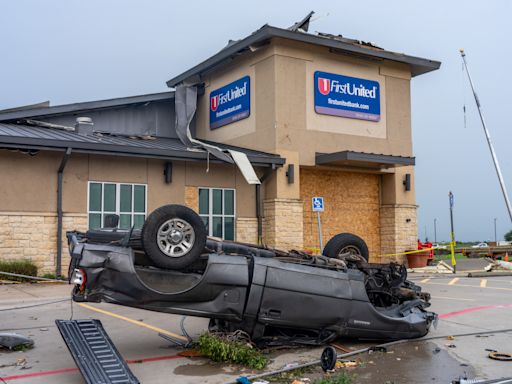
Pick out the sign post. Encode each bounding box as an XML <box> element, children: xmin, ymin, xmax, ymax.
<box><xmin>449</xmin><ymin>191</ymin><xmax>456</xmax><ymax>273</ymax></box>
<box><xmin>312</xmin><ymin>197</ymin><xmax>325</xmax><ymax>254</ymax></box>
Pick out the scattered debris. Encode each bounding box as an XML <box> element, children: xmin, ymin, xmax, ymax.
<box><xmin>488</xmin><ymin>351</ymin><xmax>512</xmax><ymax>361</ymax></box>
<box><xmin>447</xmin><ymin>335</ymin><xmax>455</xmax><ymax>340</ymax></box>
<box><xmin>484</xmin><ymin>258</ymin><xmax>512</xmax><ymax>272</ymax></box>
<box><xmin>0</xmin><ymin>333</ymin><xmax>34</xmax><ymax>350</ymax></box>
<box><xmin>408</xmin><ymin>260</ymin><xmax>454</xmax><ymax>274</ymax></box>
<box><xmin>446</xmin><ymin>344</ymin><xmax>457</xmax><ymax>348</ymax></box>
<box><xmin>433</xmin><ymin>347</ymin><xmax>441</xmax><ymax>354</ymax></box>
<box><xmin>368</xmin><ymin>346</ymin><xmax>387</xmax><ymax>353</ymax></box>
<box><xmin>335</xmin><ymin>361</ymin><xmax>358</xmax><ymax>368</ymax></box>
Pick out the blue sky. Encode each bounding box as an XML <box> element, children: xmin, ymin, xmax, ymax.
<box><xmin>1</xmin><ymin>0</ymin><xmax>511</xmax><ymax>241</ymax></box>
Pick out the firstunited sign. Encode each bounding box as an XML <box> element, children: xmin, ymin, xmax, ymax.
<box><xmin>314</xmin><ymin>71</ymin><xmax>380</xmax><ymax>122</ymax></box>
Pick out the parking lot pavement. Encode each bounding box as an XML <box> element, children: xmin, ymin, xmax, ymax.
<box><xmin>1</xmin><ymin>276</ymin><xmax>512</xmax><ymax>384</ymax></box>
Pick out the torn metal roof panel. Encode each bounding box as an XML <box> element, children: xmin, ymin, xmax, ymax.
<box><xmin>166</xmin><ymin>25</ymin><xmax>441</xmax><ymax>86</ymax></box>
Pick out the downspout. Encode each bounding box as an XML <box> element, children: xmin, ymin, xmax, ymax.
<box><xmin>256</xmin><ymin>166</ymin><xmax>276</xmax><ymax>245</ymax></box>
<box><xmin>56</xmin><ymin>147</ymin><xmax>72</xmax><ymax>277</ymax></box>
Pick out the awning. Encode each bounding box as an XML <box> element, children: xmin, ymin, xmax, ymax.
<box><xmin>315</xmin><ymin>150</ymin><xmax>414</xmax><ymax>169</ymax></box>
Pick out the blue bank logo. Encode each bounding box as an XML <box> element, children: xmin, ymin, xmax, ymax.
<box><xmin>210</xmin><ymin>76</ymin><xmax>250</xmax><ymax>129</ymax></box>
<box><xmin>314</xmin><ymin>71</ymin><xmax>380</xmax><ymax>122</ymax></box>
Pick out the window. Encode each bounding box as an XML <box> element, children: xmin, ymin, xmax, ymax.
<box><xmin>198</xmin><ymin>188</ymin><xmax>235</xmax><ymax>240</ymax></box>
<box><xmin>88</xmin><ymin>182</ymin><xmax>147</xmax><ymax>229</ymax></box>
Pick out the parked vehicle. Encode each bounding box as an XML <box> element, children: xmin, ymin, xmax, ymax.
<box><xmin>472</xmin><ymin>242</ymin><xmax>489</xmax><ymax>248</ymax></box>
<box><xmin>67</xmin><ymin>205</ymin><xmax>436</xmax><ymax>345</ymax></box>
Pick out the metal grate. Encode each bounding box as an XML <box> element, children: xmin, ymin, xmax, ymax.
<box><xmin>56</xmin><ymin>319</ymin><xmax>139</xmax><ymax>384</ymax></box>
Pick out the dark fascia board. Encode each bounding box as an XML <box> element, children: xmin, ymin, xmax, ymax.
<box><xmin>0</xmin><ymin>136</ymin><xmax>285</xmax><ymax>167</ymax></box>
<box><xmin>0</xmin><ymin>91</ymin><xmax>175</xmax><ymax>121</ymax></box>
<box><xmin>166</xmin><ymin>25</ymin><xmax>441</xmax><ymax>86</ymax></box>
<box><xmin>316</xmin><ymin>151</ymin><xmax>415</xmax><ymax>166</ymax></box>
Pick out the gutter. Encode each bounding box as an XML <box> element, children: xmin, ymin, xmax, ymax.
<box><xmin>56</xmin><ymin>147</ymin><xmax>72</xmax><ymax>277</ymax></box>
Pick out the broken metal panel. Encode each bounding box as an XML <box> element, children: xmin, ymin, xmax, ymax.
<box><xmin>56</xmin><ymin>319</ymin><xmax>139</xmax><ymax>384</ymax></box>
<box><xmin>174</xmin><ymin>85</ymin><xmax>261</xmax><ymax>184</ymax></box>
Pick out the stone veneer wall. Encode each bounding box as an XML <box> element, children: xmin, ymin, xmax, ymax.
<box><xmin>380</xmin><ymin>204</ymin><xmax>417</xmax><ymax>263</ymax></box>
<box><xmin>263</xmin><ymin>198</ymin><xmax>303</xmax><ymax>250</ymax></box>
<box><xmin>0</xmin><ymin>212</ymin><xmax>87</xmax><ymax>276</ymax></box>
<box><xmin>236</xmin><ymin>217</ymin><xmax>258</xmax><ymax>244</ymax></box>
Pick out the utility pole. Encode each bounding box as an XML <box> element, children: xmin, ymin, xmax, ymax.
<box><xmin>434</xmin><ymin>218</ymin><xmax>437</xmax><ymax>243</ymax></box>
<box><xmin>494</xmin><ymin>217</ymin><xmax>497</xmax><ymax>244</ymax></box>
<box><xmin>449</xmin><ymin>191</ymin><xmax>456</xmax><ymax>273</ymax></box>
<box><xmin>460</xmin><ymin>49</ymin><xmax>512</xmax><ymax>223</ymax></box>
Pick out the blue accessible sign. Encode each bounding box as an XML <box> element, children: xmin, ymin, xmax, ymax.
<box><xmin>312</xmin><ymin>197</ymin><xmax>324</xmax><ymax>212</ymax></box>
<box><xmin>314</xmin><ymin>71</ymin><xmax>380</xmax><ymax>122</ymax></box>
<box><xmin>210</xmin><ymin>76</ymin><xmax>250</xmax><ymax>130</ymax></box>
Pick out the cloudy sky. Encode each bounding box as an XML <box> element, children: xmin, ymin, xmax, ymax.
<box><xmin>1</xmin><ymin>0</ymin><xmax>511</xmax><ymax>242</ymax></box>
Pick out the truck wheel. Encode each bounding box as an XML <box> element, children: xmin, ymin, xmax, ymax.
<box><xmin>141</xmin><ymin>205</ymin><xmax>206</xmax><ymax>269</ymax></box>
<box><xmin>323</xmin><ymin>233</ymin><xmax>369</xmax><ymax>262</ymax></box>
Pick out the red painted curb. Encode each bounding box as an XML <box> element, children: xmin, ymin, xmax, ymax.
<box><xmin>439</xmin><ymin>303</ymin><xmax>512</xmax><ymax>319</ymax></box>
<box><xmin>1</xmin><ymin>354</ymin><xmax>184</xmax><ymax>381</ymax></box>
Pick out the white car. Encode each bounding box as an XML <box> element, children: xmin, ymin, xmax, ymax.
<box><xmin>472</xmin><ymin>242</ymin><xmax>489</xmax><ymax>248</ymax></box>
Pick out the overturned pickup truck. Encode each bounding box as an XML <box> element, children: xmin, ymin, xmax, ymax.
<box><xmin>67</xmin><ymin>204</ymin><xmax>436</xmax><ymax>345</ymax></box>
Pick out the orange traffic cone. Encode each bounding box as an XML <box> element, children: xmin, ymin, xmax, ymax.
<box><xmin>505</xmin><ymin>253</ymin><xmax>509</xmax><ymax>262</ymax></box>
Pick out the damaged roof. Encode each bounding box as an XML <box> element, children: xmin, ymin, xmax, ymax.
<box><xmin>0</xmin><ymin>91</ymin><xmax>175</xmax><ymax>122</ymax></box>
<box><xmin>0</xmin><ymin>123</ymin><xmax>284</xmax><ymax>167</ymax></box>
<box><xmin>166</xmin><ymin>24</ymin><xmax>441</xmax><ymax>87</ymax></box>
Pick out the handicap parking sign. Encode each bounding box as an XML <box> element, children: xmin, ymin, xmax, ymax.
<box><xmin>312</xmin><ymin>197</ymin><xmax>324</xmax><ymax>212</ymax></box>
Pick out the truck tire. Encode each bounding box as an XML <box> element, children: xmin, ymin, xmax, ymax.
<box><xmin>141</xmin><ymin>205</ymin><xmax>207</xmax><ymax>270</ymax></box>
<box><xmin>323</xmin><ymin>233</ymin><xmax>369</xmax><ymax>262</ymax></box>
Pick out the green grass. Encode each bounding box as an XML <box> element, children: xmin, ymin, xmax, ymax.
<box><xmin>196</xmin><ymin>332</ymin><xmax>267</xmax><ymax>370</ymax></box>
<box><xmin>0</xmin><ymin>259</ymin><xmax>38</xmax><ymax>281</ymax></box>
<box><xmin>434</xmin><ymin>252</ymin><xmax>466</xmax><ymax>261</ymax></box>
<box><xmin>315</xmin><ymin>371</ymin><xmax>354</xmax><ymax>384</ymax></box>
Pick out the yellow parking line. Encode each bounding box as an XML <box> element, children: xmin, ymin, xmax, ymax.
<box><xmin>480</xmin><ymin>279</ymin><xmax>487</xmax><ymax>288</ymax></box>
<box><xmin>78</xmin><ymin>303</ymin><xmax>188</xmax><ymax>342</ymax></box>
<box><xmin>448</xmin><ymin>278</ymin><xmax>459</xmax><ymax>285</ymax></box>
<box><xmin>421</xmin><ymin>278</ymin><xmax>431</xmax><ymax>283</ymax></box>
<box><xmin>427</xmin><ymin>281</ymin><xmax>512</xmax><ymax>292</ymax></box>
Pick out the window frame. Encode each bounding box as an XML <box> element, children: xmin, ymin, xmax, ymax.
<box><xmin>198</xmin><ymin>187</ymin><xmax>236</xmax><ymax>240</ymax></box>
<box><xmin>87</xmin><ymin>181</ymin><xmax>148</xmax><ymax>229</ymax></box>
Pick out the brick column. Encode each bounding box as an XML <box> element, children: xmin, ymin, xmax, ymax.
<box><xmin>263</xmin><ymin>198</ymin><xmax>303</xmax><ymax>250</ymax></box>
<box><xmin>379</xmin><ymin>204</ymin><xmax>417</xmax><ymax>263</ymax></box>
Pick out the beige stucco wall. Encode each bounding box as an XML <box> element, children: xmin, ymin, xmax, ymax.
<box><xmin>0</xmin><ymin>150</ymin><xmax>260</xmax><ymax>274</ymax></box>
<box><xmin>194</xmin><ymin>38</ymin><xmax>413</xmax><ymax>166</ymax></box>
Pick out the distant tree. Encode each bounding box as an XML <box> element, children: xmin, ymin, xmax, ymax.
<box><xmin>505</xmin><ymin>230</ymin><xmax>512</xmax><ymax>242</ymax></box>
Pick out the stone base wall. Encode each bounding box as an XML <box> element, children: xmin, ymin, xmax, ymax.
<box><xmin>263</xmin><ymin>199</ymin><xmax>303</xmax><ymax>250</ymax></box>
<box><xmin>236</xmin><ymin>217</ymin><xmax>258</xmax><ymax>244</ymax></box>
<box><xmin>0</xmin><ymin>212</ymin><xmax>87</xmax><ymax>276</ymax></box>
<box><xmin>380</xmin><ymin>204</ymin><xmax>418</xmax><ymax>264</ymax></box>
